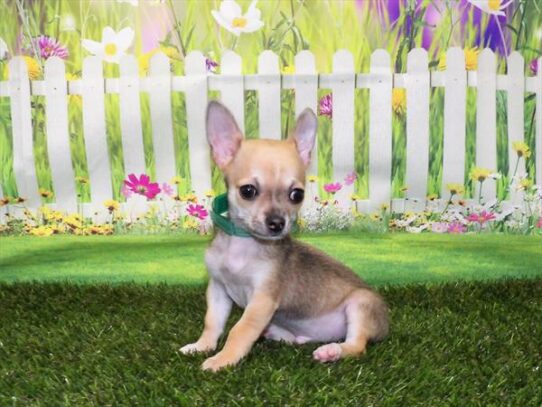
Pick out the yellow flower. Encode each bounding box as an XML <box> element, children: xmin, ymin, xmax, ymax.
<box><xmin>29</xmin><ymin>226</ymin><xmax>54</xmax><ymax>237</ymax></box>
<box><xmin>0</xmin><ymin>197</ymin><xmax>10</xmax><ymax>207</ymax></box>
<box><xmin>464</xmin><ymin>48</ymin><xmax>479</xmax><ymax>71</ymax></box>
<box><xmin>380</xmin><ymin>203</ymin><xmax>389</xmax><ymax>211</ymax></box>
<box><xmin>370</xmin><ymin>212</ymin><xmax>382</xmax><ymax>221</ymax></box>
<box><xmin>282</xmin><ymin>65</ymin><xmax>295</xmax><ymax>74</ymax></box>
<box><xmin>296</xmin><ymin>217</ymin><xmax>307</xmax><ymax>229</ymax></box>
<box><xmin>439</xmin><ymin>48</ymin><xmax>479</xmax><ymax>71</ymax></box>
<box><xmin>170</xmin><ymin>176</ymin><xmax>183</xmax><ymax>185</ymax></box>
<box><xmin>138</xmin><ymin>46</ymin><xmax>181</xmax><ymax>76</ymax></box>
<box><xmin>307</xmin><ymin>175</ymin><xmax>318</xmax><ymax>183</ymax></box>
<box><xmin>103</xmin><ymin>199</ymin><xmax>120</xmax><ymax>212</ymax></box>
<box><xmin>39</xmin><ymin>188</ymin><xmax>53</xmax><ymax>199</ymax></box>
<box><xmin>446</xmin><ymin>183</ymin><xmax>465</xmax><ymax>195</ymax></box>
<box><xmin>4</xmin><ymin>56</ymin><xmax>42</xmax><ymax>80</ymax></box>
<box><xmin>205</xmin><ymin>189</ymin><xmax>216</xmax><ymax>198</ymax></box>
<box><xmin>181</xmin><ymin>193</ymin><xmax>198</xmax><ymax>203</ymax></box>
<box><xmin>350</xmin><ymin>194</ymin><xmax>361</xmax><ymax>202</ymax></box>
<box><xmin>64</xmin><ymin>214</ymin><xmax>83</xmax><ymax>229</ymax></box>
<box><xmin>427</xmin><ymin>194</ymin><xmax>438</xmax><ymax>201</ymax></box>
<box><xmin>518</xmin><ymin>178</ymin><xmax>533</xmax><ymax>191</ymax></box>
<box><xmin>87</xmin><ymin>224</ymin><xmax>113</xmax><ymax>235</ymax></box>
<box><xmin>183</xmin><ymin>218</ymin><xmax>199</xmax><ymax>230</ymax></box>
<box><xmin>66</xmin><ymin>73</ymin><xmax>83</xmax><ymax>108</ymax></box>
<box><xmin>76</xmin><ymin>176</ymin><xmax>89</xmax><ymax>184</ymax></box>
<box><xmin>392</xmin><ymin>88</ymin><xmax>406</xmax><ymax>115</ymax></box>
<box><xmin>512</xmin><ymin>141</ymin><xmax>531</xmax><ymax>158</ymax></box>
<box><xmin>470</xmin><ymin>167</ymin><xmax>492</xmax><ymax>182</ymax></box>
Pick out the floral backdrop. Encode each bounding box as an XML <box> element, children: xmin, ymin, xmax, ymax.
<box><xmin>0</xmin><ymin>0</ymin><xmax>541</xmax><ymax>236</ymax></box>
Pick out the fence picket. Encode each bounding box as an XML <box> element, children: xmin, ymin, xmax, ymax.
<box><xmin>148</xmin><ymin>53</ymin><xmax>176</xmax><ymax>184</ymax></box>
<box><xmin>507</xmin><ymin>52</ymin><xmax>525</xmax><ymax>205</ymax></box>
<box><xmin>8</xmin><ymin>57</ymin><xmax>41</xmax><ymax>209</ymax></box>
<box><xmin>219</xmin><ymin>51</ymin><xmax>245</xmax><ymax>133</ymax></box>
<box><xmin>257</xmin><ymin>51</ymin><xmax>281</xmax><ymax>140</ymax></box>
<box><xmin>442</xmin><ymin>47</ymin><xmax>467</xmax><ymax>198</ymax></box>
<box><xmin>81</xmin><ymin>57</ymin><xmax>113</xmax><ymax>206</ymax></box>
<box><xmin>405</xmin><ymin>48</ymin><xmax>430</xmax><ymax>211</ymax></box>
<box><xmin>184</xmin><ymin>51</ymin><xmax>211</xmax><ymax>196</ymax></box>
<box><xmin>119</xmin><ymin>55</ymin><xmax>146</xmax><ymax>176</ymax></box>
<box><xmin>330</xmin><ymin>50</ymin><xmax>355</xmax><ymax>207</ymax></box>
<box><xmin>368</xmin><ymin>49</ymin><xmax>393</xmax><ymax>211</ymax></box>
<box><xmin>475</xmin><ymin>49</ymin><xmax>497</xmax><ymax>202</ymax></box>
<box><xmin>44</xmin><ymin>57</ymin><xmax>77</xmax><ymax>213</ymax></box>
<box><xmin>293</xmin><ymin>50</ymin><xmax>318</xmax><ymax>183</ymax></box>
<box><xmin>536</xmin><ymin>57</ymin><xmax>542</xmax><ymax>186</ymax></box>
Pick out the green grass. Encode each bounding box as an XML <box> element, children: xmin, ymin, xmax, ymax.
<box><xmin>1</xmin><ymin>279</ymin><xmax>541</xmax><ymax>405</ymax></box>
<box><xmin>1</xmin><ymin>233</ymin><xmax>542</xmax><ymax>404</ymax></box>
<box><xmin>1</xmin><ymin>233</ymin><xmax>541</xmax><ymax>285</ymax></box>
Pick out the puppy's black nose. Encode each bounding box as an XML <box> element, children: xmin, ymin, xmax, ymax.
<box><xmin>266</xmin><ymin>215</ymin><xmax>285</xmax><ymax>234</ymax></box>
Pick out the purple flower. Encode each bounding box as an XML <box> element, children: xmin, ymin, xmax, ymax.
<box><xmin>344</xmin><ymin>171</ymin><xmax>357</xmax><ymax>186</ymax></box>
<box><xmin>123</xmin><ymin>173</ymin><xmax>161</xmax><ymax>200</ymax></box>
<box><xmin>206</xmin><ymin>58</ymin><xmax>219</xmax><ymax>73</ymax></box>
<box><xmin>431</xmin><ymin>222</ymin><xmax>449</xmax><ymax>234</ymax></box>
<box><xmin>530</xmin><ymin>59</ymin><xmax>539</xmax><ymax>76</ymax></box>
<box><xmin>448</xmin><ymin>222</ymin><xmax>467</xmax><ymax>234</ymax></box>
<box><xmin>121</xmin><ymin>184</ymin><xmax>133</xmax><ymax>199</ymax></box>
<box><xmin>318</xmin><ymin>94</ymin><xmax>332</xmax><ymax>118</ymax></box>
<box><xmin>187</xmin><ymin>204</ymin><xmax>208</xmax><ymax>220</ymax></box>
<box><xmin>33</xmin><ymin>36</ymin><xmax>69</xmax><ymax>59</ymax></box>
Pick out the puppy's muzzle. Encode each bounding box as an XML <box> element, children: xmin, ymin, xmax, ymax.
<box><xmin>265</xmin><ymin>215</ymin><xmax>285</xmax><ymax>235</ymax></box>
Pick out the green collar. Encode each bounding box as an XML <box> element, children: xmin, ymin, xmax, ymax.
<box><xmin>211</xmin><ymin>193</ymin><xmax>253</xmax><ymax>238</ymax></box>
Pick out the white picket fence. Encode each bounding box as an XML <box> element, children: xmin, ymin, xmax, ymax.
<box><xmin>0</xmin><ymin>47</ymin><xmax>541</xmax><ymax>221</ymax></box>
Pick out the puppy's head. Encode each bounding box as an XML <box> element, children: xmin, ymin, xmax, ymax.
<box><xmin>206</xmin><ymin>101</ymin><xmax>317</xmax><ymax>240</ymax></box>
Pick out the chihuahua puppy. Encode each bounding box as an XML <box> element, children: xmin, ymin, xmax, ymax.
<box><xmin>180</xmin><ymin>101</ymin><xmax>389</xmax><ymax>372</ymax></box>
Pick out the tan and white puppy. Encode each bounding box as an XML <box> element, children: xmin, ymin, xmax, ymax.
<box><xmin>180</xmin><ymin>101</ymin><xmax>389</xmax><ymax>372</ymax></box>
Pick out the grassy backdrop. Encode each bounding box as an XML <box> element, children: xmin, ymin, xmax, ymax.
<box><xmin>0</xmin><ymin>1</ymin><xmax>540</xmax><ymax>202</ymax></box>
<box><xmin>1</xmin><ymin>233</ymin><xmax>541</xmax><ymax>285</ymax></box>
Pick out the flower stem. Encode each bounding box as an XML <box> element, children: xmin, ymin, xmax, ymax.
<box><xmin>478</xmin><ymin>181</ymin><xmax>484</xmax><ymax>204</ymax></box>
<box><xmin>167</xmin><ymin>0</ymin><xmax>186</xmax><ymax>57</ymax></box>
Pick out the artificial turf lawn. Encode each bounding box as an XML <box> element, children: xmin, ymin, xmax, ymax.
<box><xmin>1</xmin><ymin>233</ymin><xmax>541</xmax><ymax>404</ymax></box>
<box><xmin>1</xmin><ymin>233</ymin><xmax>541</xmax><ymax>285</ymax></box>
<box><xmin>0</xmin><ymin>279</ymin><xmax>541</xmax><ymax>405</ymax></box>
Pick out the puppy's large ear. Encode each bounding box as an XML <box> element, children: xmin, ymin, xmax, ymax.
<box><xmin>206</xmin><ymin>101</ymin><xmax>243</xmax><ymax>170</ymax></box>
<box><xmin>292</xmin><ymin>108</ymin><xmax>317</xmax><ymax>167</ymax></box>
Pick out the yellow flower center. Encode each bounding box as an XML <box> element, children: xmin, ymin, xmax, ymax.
<box><xmin>232</xmin><ymin>17</ymin><xmax>247</xmax><ymax>28</ymax></box>
<box><xmin>464</xmin><ymin>48</ymin><xmax>479</xmax><ymax>71</ymax></box>
<box><xmin>392</xmin><ymin>88</ymin><xmax>406</xmax><ymax>115</ymax></box>
<box><xmin>105</xmin><ymin>43</ymin><xmax>117</xmax><ymax>56</ymax></box>
<box><xmin>488</xmin><ymin>0</ymin><xmax>501</xmax><ymax>11</ymax></box>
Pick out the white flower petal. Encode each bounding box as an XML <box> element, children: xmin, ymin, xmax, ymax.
<box><xmin>115</xmin><ymin>27</ymin><xmax>135</xmax><ymax>51</ymax></box>
<box><xmin>218</xmin><ymin>0</ymin><xmax>243</xmax><ymax>20</ymax></box>
<box><xmin>245</xmin><ymin>0</ymin><xmax>261</xmax><ymax>20</ymax></box>
<box><xmin>211</xmin><ymin>10</ymin><xmax>233</xmax><ymax>31</ymax></box>
<box><xmin>241</xmin><ymin>19</ymin><xmax>264</xmax><ymax>33</ymax></box>
<box><xmin>81</xmin><ymin>39</ymin><xmax>104</xmax><ymax>56</ymax></box>
<box><xmin>102</xmin><ymin>26</ymin><xmax>117</xmax><ymax>43</ymax></box>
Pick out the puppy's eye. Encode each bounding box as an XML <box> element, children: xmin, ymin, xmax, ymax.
<box><xmin>239</xmin><ymin>184</ymin><xmax>258</xmax><ymax>200</ymax></box>
<box><xmin>289</xmin><ymin>188</ymin><xmax>304</xmax><ymax>204</ymax></box>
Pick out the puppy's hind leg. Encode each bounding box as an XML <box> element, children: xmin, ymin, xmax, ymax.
<box><xmin>313</xmin><ymin>289</ymin><xmax>389</xmax><ymax>363</ymax></box>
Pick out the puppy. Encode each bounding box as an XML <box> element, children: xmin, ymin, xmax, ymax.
<box><xmin>180</xmin><ymin>101</ymin><xmax>389</xmax><ymax>372</ymax></box>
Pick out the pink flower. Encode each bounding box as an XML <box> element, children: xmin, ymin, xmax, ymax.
<box><xmin>318</xmin><ymin>94</ymin><xmax>332</xmax><ymax>118</ymax></box>
<box><xmin>33</xmin><ymin>36</ymin><xmax>69</xmax><ymax>59</ymax></box>
<box><xmin>121</xmin><ymin>184</ymin><xmax>133</xmax><ymax>199</ymax></box>
<box><xmin>466</xmin><ymin>210</ymin><xmax>496</xmax><ymax>225</ymax></box>
<box><xmin>161</xmin><ymin>182</ymin><xmax>174</xmax><ymax>197</ymax></box>
<box><xmin>123</xmin><ymin>173</ymin><xmax>161</xmax><ymax>200</ymax></box>
<box><xmin>536</xmin><ymin>218</ymin><xmax>542</xmax><ymax>229</ymax></box>
<box><xmin>530</xmin><ymin>59</ymin><xmax>538</xmax><ymax>76</ymax></box>
<box><xmin>344</xmin><ymin>171</ymin><xmax>357</xmax><ymax>186</ymax></box>
<box><xmin>431</xmin><ymin>222</ymin><xmax>448</xmax><ymax>234</ymax></box>
<box><xmin>187</xmin><ymin>204</ymin><xmax>208</xmax><ymax>220</ymax></box>
<box><xmin>323</xmin><ymin>182</ymin><xmax>342</xmax><ymax>194</ymax></box>
<box><xmin>448</xmin><ymin>222</ymin><xmax>466</xmax><ymax>234</ymax></box>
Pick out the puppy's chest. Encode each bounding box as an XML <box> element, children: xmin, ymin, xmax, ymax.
<box><xmin>205</xmin><ymin>234</ymin><xmax>274</xmax><ymax>308</ymax></box>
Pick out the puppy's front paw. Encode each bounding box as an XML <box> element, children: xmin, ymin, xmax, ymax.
<box><xmin>202</xmin><ymin>351</ymin><xmax>239</xmax><ymax>372</ymax></box>
<box><xmin>179</xmin><ymin>340</ymin><xmax>215</xmax><ymax>355</ymax></box>
<box><xmin>313</xmin><ymin>343</ymin><xmax>343</xmax><ymax>363</ymax></box>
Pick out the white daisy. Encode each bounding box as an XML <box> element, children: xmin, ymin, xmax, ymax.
<box><xmin>82</xmin><ymin>27</ymin><xmax>135</xmax><ymax>63</ymax></box>
<box><xmin>466</xmin><ymin>0</ymin><xmax>514</xmax><ymax>17</ymax></box>
<box><xmin>211</xmin><ymin>0</ymin><xmax>264</xmax><ymax>37</ymax></box>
